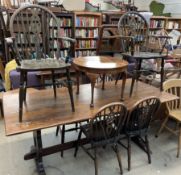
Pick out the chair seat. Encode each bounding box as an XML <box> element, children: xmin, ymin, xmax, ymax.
<box><xmin>18</xmin><ymin>59</ymin><xmax>70</xmax><ymax>71</ymax></box>
<box><xmin>122</xmin><ymin>52</ymin><xmax>167</xmax><ymax>60</ymax></box>
<box><xmin>81</xmin><ymin>121</ymin><xmax>117</xmax><ymax>143</ymax></box>
<box><xmin>170</xmin><ymin>109</ymin><xmax>181</xmax><ymax>121</ymax></box>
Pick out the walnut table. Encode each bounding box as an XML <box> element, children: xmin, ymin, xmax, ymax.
<box><xmin>73</xmin><ymin>56</ymin><xmax>128</xmax><ymax>107</ymax></box>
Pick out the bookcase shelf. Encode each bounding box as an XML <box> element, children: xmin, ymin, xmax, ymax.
<box><xmin>149</xmin><ymin>16</ymin><xmax>181</xmax><ymax>37</ymax></box>
<box><xmin>52</xmin><ymin>11</ymin><xmax>75</xmax><ymax>58</ymax></box>
<box><xmin>75</xmin><ymin>48</ymin><xmax>97</xmax><ymax>50</ymax></box>
<box><xmin>74</xmin><ymin>11</ymin><xmax>102</xmax><ymax>57</ymax></box>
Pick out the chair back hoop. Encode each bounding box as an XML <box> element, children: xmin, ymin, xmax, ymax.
<box><xmin>125</xmin><ymin>96</ymin><xmax>160</xmax><ymax>134</ymax></box>
<box><xmin>163</xmin><ymin>79</ymin><xmax>181</xmax><ymax>111</ymax></box>
<box><xmin>9</xmin><ymin>4</ymin><xmax>61</xmax><ymax>64</ymax></box>
<box><xmin>118</xmin><ymin>11</ymin><xmax>149</xmax><ymax>54</ymax></box>
<box><xmin>148</xmin><ymin>29</ymin><xmax>170</xmax><ymax>54</ymax></box>
<box><xmin>90</xmin><ymin>102</ymin><xmax>127</xmax><ymax>142</ymax></box>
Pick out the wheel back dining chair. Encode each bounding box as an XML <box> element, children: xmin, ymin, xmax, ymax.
<box><xmin>74</xmin><ymin>102</ymin><xmax>127</xmax><ymax>175</ymax></box>
<box><xmin>9</xmin><ymin>4</ymin><xmax>75</xmax><ymax>122</ymax></box>
<box><xmin>96</xmin><ymin>24</ymin><xmax>128</xmax><ymax>89</ymax></box>
<box><xmin>156</xmin><ymin>79</ymin><xmax>181</xmax><ymax>157</ymax></box>
<box><xmin>121</xmin><ymin>97</ymin><xmax>160</xmax><ymax>171</ymax></box>
<box><xmin>118</xmin><ymin>11</ymin><xmax>169</xmax><ymax>96</ymax></box>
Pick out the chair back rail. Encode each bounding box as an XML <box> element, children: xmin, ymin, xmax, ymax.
<box><xmin>118</xmin><ymin>11</ymin><xmax>149</xmax><ymax>54</ymax></box>
<box><xmin>163</xmin><ymin>79</ymin><xmax>181</xmax><ymax>111</ymax></box>
<box><xmin>125</xmin><ymin>96</ymin><xmax>160</xmax><ymax>135</ymax></box>
<box><xmin>9</xmin><ymin>5</ymin><xmax>60</xmax><ymax>65</ymax></box>
<box><xmin>90</xmin><ymin>102</ymin><xmax>127</xmax><ymax>143</ymax></box>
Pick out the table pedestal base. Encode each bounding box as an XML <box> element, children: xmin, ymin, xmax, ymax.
<box><xmin>25</xmin><ymin>130</ymin><xmax>89</xmax><ymax>175</ymax></box>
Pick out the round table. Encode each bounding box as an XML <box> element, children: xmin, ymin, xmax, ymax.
<box><xmin>73</xmin><ymin>56</ymin><xmax>128</xmax><ymax>107</ymax></box>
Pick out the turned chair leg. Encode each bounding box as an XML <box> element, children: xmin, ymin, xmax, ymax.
<box><xmin>115</xmin><ymin>73</ymin><xmax>120</xmax><ymax>85</ymax></box>
<box><xmin>113</xmin><ymin>144</ymin><xmax>123</xmax><ymax>174</ymax></box>
<box><xmin>74</xmin><ymin>130</ymin><xmax>82</xmax><ymax>157</ymax></box>
<box><xmin>0</xmin><ymin>99</ymin><xmax>4</xmax><ymax>118</ymax></box>
<box><xmin>101</xmin><ymin>74</ymin><xmax>106</xmax><ymax>90</ymax></box>
<box><xmin>56</xmin><ymin>126</ymin><xmax>60</xmax><ymax>136</ymax></box>
<box><xmin>51</xmin><ymin>70</ymin><xmax>57</xmax><ymax>98</ymax></box>
<box><xmin>66</xmin><ymin>68</ymin><xmax>75</xmax><ymax>112</ymax></box>
<box><xmin>127</xmin><ymin>136</ymin><xmax>131</xmax><ymax>171</ymax></box>
<box><xmin>61</xmin><ymin>125</ymin><xmax>65</xmax><ymax>157</ymax></box>
<box><xmin>156</xmin><ymin>116</ymin><xmax>169</xmax><ymax>137</ymax></box>
<box><xmin>177</xmin><ymin>127</ymin><xmax>181</xmax><ymax>158</ymax></box>
<box><xmin>145</xmin><ymin>135</ymin><xmax>151</xmax><ymax>164</ymax></box>
<box><xmin>94</xmin><ymin>147</ymin><xmax>98</xmax><ymax>175</ymax></box>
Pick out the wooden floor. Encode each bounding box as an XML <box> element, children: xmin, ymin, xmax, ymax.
<box><xmin>3</xmin><ymin>79</ymin><xmax>177</xmax><ymax>136</ymax></box>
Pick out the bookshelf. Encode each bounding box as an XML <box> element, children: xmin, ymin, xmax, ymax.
<box><xmin>50</xmin><ymin>9</ymin><xmax>75</xmax><ymax>58</ymax></box>
<box><xmin>74</xmin><ymin>11</ymin><xmax>102</xmax><ymax>57</ymax></box>
<box><xmin>150</xmin><ymin>16</ymin><xmax>181</xmax><ymax>35</ymax></box>
<box><xmin>150</xmin><ymin>16</ymin><xmax>166</xmax><ymax>30</ymax></box>
<box><xmin>166</xmin><ymin>17</ymin><xmax>181</xmax><ymax>31</ymax></box>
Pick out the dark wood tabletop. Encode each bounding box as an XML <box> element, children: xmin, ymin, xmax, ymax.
<box><xmin>3</xmin><ymin>79</ymin><xmax>178</xmax><ymax>136</ymax></box>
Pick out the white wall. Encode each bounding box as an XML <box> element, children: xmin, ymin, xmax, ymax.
<box><xmin>91</xmin><ymin>0</ymin><xmax>181</xmax><ymax>17</ymax></box>
<box><xmin>134</xmin><ymin>0</ymin><xmax>181</xmax><ymax>17</ymax></box>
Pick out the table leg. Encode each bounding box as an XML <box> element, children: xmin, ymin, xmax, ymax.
<box><xmin>33</xmin><ymin>130</ymin><xmax>46</xmax><ymax>175</ymax></box>
<box><xmin>86</xmin><ymin>73</ymin><xmax>98</xmax><ymax>107</ymax></box>
<box><xmin>120</xmin><ymin>71</ymin><xmax>127</xmax><ymax>101</ymax></box>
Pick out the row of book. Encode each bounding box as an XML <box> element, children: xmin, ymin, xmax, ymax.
<box><xmin>76</xmin><ymin>17</ymin><xmax>99</xmax><ymax>27</ymax></box>
<box><xmin>76</xmin><ymin>40</ymin><xmax>97</xmax><ymax>49</ymax></box>
<box><xmin>75</xmin><ymin>29</ymin><xmax>98</xmax><ymax>38</ymax></box>
<box><xmin>60</xmin><ymin>50</ymin><xmax>69</xmax><ymax>58</ymax></box>
<box><xmin>49</xmin><ymin>28</ymin><xmax>72</xmax><ymax>38</ymax></box>
<box><xmin>61</xmin><ymin>29</ymin><xmax>72</xmax><ymax>37</ymax></box>
<box><xmin>58</xmin><ymin>17</ymin><xmax>72</xmax><ymax>27</ymax></box>
<box><xmin>50</xmin><ymin>17</ymin><xmax>72</xmax><ymax>27</ymax></box>
<box><xmin>75</xmin><ymin>50</ymin><xmax>96</xmax><ymax>57</ymax></box>
<box><xmin>150</xmin><ymin>20</ymin><xmax>165</xmax><ymax>28</ymax></box>
<box><xmin>166</xmin><ymin>21</ymin><xmax>180</xmax><ymax>29</ymax></box>
<box><xmin>59</xmin><ymin>40</ymin><xmax>71</xmax><ymax>48</ymax></box>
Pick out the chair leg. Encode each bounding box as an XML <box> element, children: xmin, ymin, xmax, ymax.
<box><xmin>145</xmin><ymin>135</ymin><xmax>151</xmax><ymax>164</ymax></box>
<box><xmin>0</xmin><ymin>99</ymin><xmax>4</xmax><ymax>118</ymax></box>
<box><xmin>61</xmin><ymin>125</ymin><xmax>65</xmax><ymax>157</ymax></box>
<box><xmin>66</xmin><ymin>68</ymin><xmax>75</xmax><ymax>112</ymax></box>
<box><xmin>130</xmin><ymin>77</ymin><xmax>135</xmax><ymax>97</ymax></box>
<box><xmin>94</xmin><ymin>147</ymin><xmax>98</xmax><ymax>175</ymax></box>
<box><xmin>19</xmin><ymin>71</ymin><xmax>25</xmax><ymax>122</ymax></box>
<box><xmin>156</xmin><ymin>116</ymin><xmax>169</xmax><ymax>137</ymax></box>
<box><xmin>56</xmin><ymin>126</ymin><xmax>60</xmax><ymax>136</ymax></box>
<box><xmin>114</xmin><ymin>144</ymin><xmax>123</xmax><ymax>175</ymax></box>
<box><xmin>115</xmin><ymin>73</ymin><xmax>120</xmax><ymax>85</ymax></box>
<box><xmin>75</xmin><ymin>122</ymin><xmax>78</xmax><ymax>131</ymax></box>
<box><xmin>177</xmin><ymin>127</ymin><xmax>181</xmax><ymax>158</ymax></box>
<box><xmin>51</xmin><ymin>70</ymin><xmax>56</xmax><ymax>98</ymax></box>
<box><xmin>74</xmin><ymin>130</ymin><xmax>82</xmax><ymax>157</ymax></box>
<box><xmin>24</xmin><ymin>72</ymin><xmax>27</xmax><ymax>102</ymax></box>
<box><xmin>102</xmin><ymin>74</ymin><xmax>106</xmax><ymax>90</ymax></box>
<box><xmin>127</xmin><ymin>136</ymin><xmax>131</xmax><ymax>171</ymax></box>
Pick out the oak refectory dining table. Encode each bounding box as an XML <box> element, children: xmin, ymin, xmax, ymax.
<box><xmin>3</xmin><ymin>80</ymin><xmax>178</xmax><ymax>175</ymax></box>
